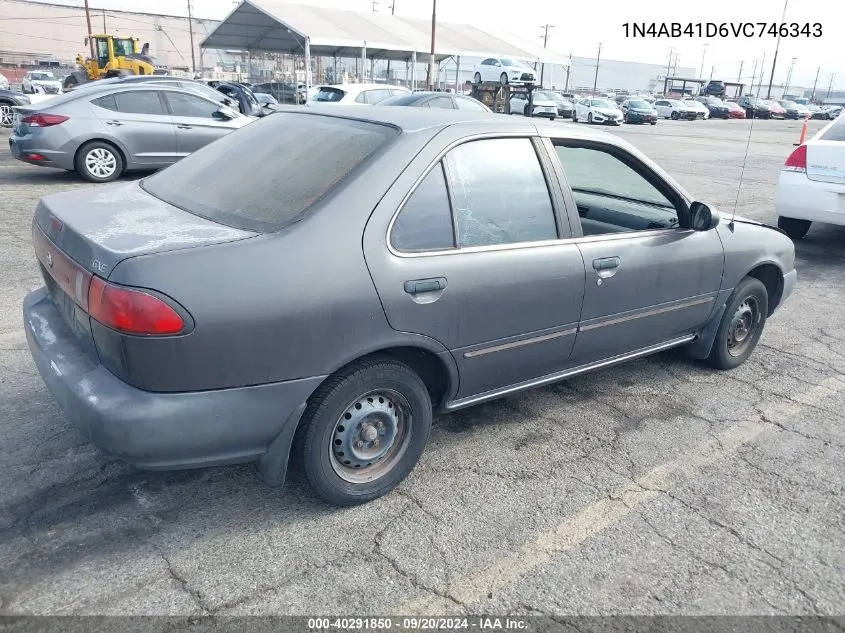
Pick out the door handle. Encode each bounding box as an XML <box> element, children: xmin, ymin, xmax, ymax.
<box><xmin>176</xmin><ymin>124</ymin><xmax>192</xmax><ymax>129</ymax></box>
<box><xmin>404</xmin><ymin>277</ymin><xmax>447</xmax><ymax>294</ymax></box>
<box><xmin>592</xmin><ymin>257</ymin><xmax>621</xmax><ymax>279</ymax></box>
<box><xmin>105</xmin><ymin>120</ymin><xmax>124</xmax><ymax>126</ymax></box>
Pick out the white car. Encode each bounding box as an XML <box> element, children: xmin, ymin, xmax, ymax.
<box><xmin>653</xmin><ymin>98</ymin><xmax>698</xmax><ymax>120</ymax></box>
<box><xmin>509</xmin><ymin>90</ymin><xmax>558</xmax><ymax>119</ymax></box>
<box><xmin>22</xmin><ymin>70</ymin><xmax>62</xmax><ymax>95</ymax></box>
<box><xmin>472</xmin><ymin>58</ymin><xmax>536</xmax><ymax>86</ymax></box>
<box><xmin>308</xmin><ymin>83</ymin><xmax>410</xmax><ymax>105</ymax></box>
<box><xmin>0</xmin><ymin>73</ymin><xmax>9</xmax><ymax>90</ymax></box>
<box><xmin>572</xmin><ymin>97</ymin><xmax>623</xmax><ymax>125</ymax></box>
<box><xmin>682</xmin><ymin>99</ymin><xmax>709</xmax><ymax>119</ymax></box>
<box><xmin>775</xmin><ymin>114</ymin><xmax>845</xmax><ymax>239</ymax></box>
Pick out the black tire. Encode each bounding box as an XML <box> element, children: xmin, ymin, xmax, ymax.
<box><xmin>473</xmin><ymin>72</ymin><xmax>481</xmax><ymax>86</ymax></box>
<box><xmin>777</xmin><ymin>216</ymin><xmax>811</xmax><ymax>240</ymax></box>
<box><xmin>572</xmin><ymin>111</ymin><xmax>578</xmax><ymax>122</ymax></box>
<box><xmin>671</xmin><ymin>111</ymin><xmax>679</xmax><ymax>120</ymax></box>
<box><xmin>650</xmin><ymin>121</ymin><xmax>657</xmax><ymax>125</ymax></box>
<box><xmin>75</xmin><ymin>141</ymin><xmax>124</xmax><ymax>183</ymax></box>
<box><xmin>706</xmin><ymin>277</ymin><xmax>769</xmax><ymax>370</ymax></box>
<box><xmin>500</xmin><ymin>72</ymin><xmax>508</xmax><ymax>86</ymax></box>
<box><xmin>588</xmin><ymin>112</ymin><xmax>593</xmax><ymax>124</ymax></box>
<box><xmin>550</xmin><ymin>116</ymin><xmax>556</xmax><ymax>121</ymax></box>
<box><xmin>298</xmin><ymin>358</ymin><xmax>432</xmax><ymax>506</ymax></box>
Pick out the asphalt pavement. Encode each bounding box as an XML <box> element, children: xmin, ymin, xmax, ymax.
<box><xmin>1</xmin><ymin>116</ymin><xmax>844</xmax><ymax>619</ymax></box>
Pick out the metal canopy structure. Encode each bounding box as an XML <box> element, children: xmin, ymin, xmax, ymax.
<box><xmin>662</xmin><ymin>76</ymin><xmax>745</xmax><ymax>98</ymax></box>
<box><xmin>200</xmin><ymin>0</ymin><xmax>561</xmax><ymax>64</ymax></box>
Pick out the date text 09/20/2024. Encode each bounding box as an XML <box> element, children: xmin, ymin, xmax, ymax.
<box><xmin>622</xmin><ymin>22</ymin><xmax>822</xmax><ymax>38</ymax></box>
<box><xmin>308</xmin><ymin>617</ymin><xmax>528</xmax><ymax>630</ymax></box>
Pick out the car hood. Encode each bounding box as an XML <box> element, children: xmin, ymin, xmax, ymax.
<box><xmin>595</xmin><ymin>107</ymin><xmax>621</xmax><ymax>116</ymax></box>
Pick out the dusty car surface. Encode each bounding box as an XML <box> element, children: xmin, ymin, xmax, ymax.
<box><xmin>23</xmin><ymin>107</ymin><xmax>797</xmax><ymax>506</ymax></box>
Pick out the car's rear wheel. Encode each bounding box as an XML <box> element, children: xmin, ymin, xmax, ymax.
<box><xmin>76</xmin><ymin>141</ymin><xmax>123</xmax><ymax>183</ymax></box>
<box><xmin>588</xmin><ymin>112</ymin><xmax>594</xmax><ymax>124</ymax></box>
<box><xmin>706</xmin><ymin>277</ymin><xmax>768</xmax><ymax>370</ymax></box>
<box><xmin>500</xmin><ymin>73</ymin><xmax>508</xmax><ymax>86</ymax></box>
<box><xmin>298</xmin><ymin>358</ymin><xmax>432</xmax><ymax>506</ymax></box>
<box><xmin>777</xmin><ymin>216</ymin><xmax>811</xmax><ymax>240</ymax></box>
<box><xmin>0</xmin><ymin>103</ymin><xmax>13</xmax><ymax>128</ymax></box>
<box><xmin>671</xmin><ymin>111</ymin><xmax>679</xmax><ymax>120</ymax></box>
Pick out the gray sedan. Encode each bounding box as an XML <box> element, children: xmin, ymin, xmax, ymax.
<box><xmin>23</xmin><ymin>107</ymin><xmax>796</xmax><ymax>506</ymax></box>
<box><xmin>8</xmin><ymin>83</ymin><xmax>251</xmax><ymax>182</ymax></box>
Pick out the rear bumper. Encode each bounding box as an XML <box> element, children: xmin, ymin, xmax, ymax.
<box><xmin>775</xmin><ymin>171</ymin><xmax>845</xmax><ymax>225</ymax></box>
<box><xmin>24</xmin><ymin>287</ymin><xmax>323</xmax><ymax>470</ymax></box>
<box><xmin>9</xmin><ymin>133</ymin><xmax>74</xmax><ymax>170</ymax></box>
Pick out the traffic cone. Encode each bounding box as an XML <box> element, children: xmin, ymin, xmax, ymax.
<box><xmin>794</xmin><ymin>114</ymin><xmax>809</xmax><ymax>146</ymax></box>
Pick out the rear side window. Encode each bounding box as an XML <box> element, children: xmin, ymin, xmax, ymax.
<box><xmin>92</xmin><ymin>94</ymin><xmax>118</xmax><ymax>111</ymax></box>
<box><xmin>445</xmin><ymin>138</ymin><xmax>558</xmax><ymax>247</ymax></box>
<box><xmin>141</xmin><ymin>113</ymin><xmax>397</xmax><ymax>232</ymax></box>
<box><xmin>820</xmin><ymin>118</ymin><xmax>845</xmax><ymax>141</ymax></box>
<box><xmin>391</xmin><ymin>163</ymin><xmax>455</xmax><ymax>252</ymax></box>
<box><xmin>113</xmin><ymin>91</ymin><xmax>166</xmax><ymax>115</ymax></box>
<box><xmin>455</xmin><ymin>97</ymin><xmax>488</xmax><ymax>111</ymax></box>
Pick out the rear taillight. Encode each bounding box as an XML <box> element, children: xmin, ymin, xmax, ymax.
<box><xmin>783</xmin><ymin>144</ymin><xmax>807</xmax><ymax>173</ymax></box>
<box><xmin>21</xmin><ymin>113</ymin><xmax>68</xmax><ymax>127</ymax></box>
<box><xmin>88</xmin><ymin>276</ymin><xmax>185</xmax><ymax>336</ymax></box>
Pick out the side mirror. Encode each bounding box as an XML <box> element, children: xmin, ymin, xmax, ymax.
<box><xmin>214</xmin><ymin>106</ymin><xmax>236</xmax><ymax>120</ymax></box>
<box><xmin>690</xmin><ymin>202</ymin><xmax>720</xmax><ymax>231</ymax></box>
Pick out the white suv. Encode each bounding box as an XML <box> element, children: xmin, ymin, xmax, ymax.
<box><xmin>309</xmin><ymin>83</ymin><xmax>409</xmax><ymax>105</ymax></box>
<box><xmin>775</xmin><ymin>113</ymin><xmax>845</xmax><ymax>239</ymax></box>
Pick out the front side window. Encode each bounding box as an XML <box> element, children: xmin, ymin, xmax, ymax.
<box><xmin>391</xmin><ymin>163</ymin><xmax>455</xmax><ymax>252</ymax></box>
<box><xmin>455</xmin><ymin>97</ymin><xmax>488</xmax><ymax>111</ymax></box>
<box><xmin>446</xmin><ymin>138</ymin><xmax>558</xmax><ymax>248</ymax></box>
<box><xmin>165</xmin><ymin>92</ymin><xmax>219</xmax><ymax>118</ymax></box>
<box><xmin>555</xmin><ymin>144</ymin><xmax>680</xmax><ymax>236</ymax></box>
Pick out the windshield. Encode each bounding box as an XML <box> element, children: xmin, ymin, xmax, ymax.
<box><xmin>141</xmin><ymin>113</ymin><xmax>398</xmax><ymax>233</ymax></box>
<box><xmin>313</xmin><ymin>87</ymin><xmax>346</xmax><ymax>102</ymax></box>
<box><xmin>745</xmin><ymin>97</ymin><xmax>760</xmax><ymax>105</ymax></box>
<box><xmin>668</xmin><ymin>100</ymin><xmax>684</xmax><ymax>106</ymax></box>
<box><xmin>31</xmin><ymin>72</ymin><xmax>54</xmax><ymax>80</ymax></box>
<box><xmin>705</xmin><ymin>97</ymin><xmax>723</xmax><ymax>105</ymax></box>
<box><xmin>500</xmin><ymin>59</ymin><xmax>520</xmax><ymax>67</ymax></box>
<box><xmin>627</xmin><ymin>99</ymin><xmax>650</xmax><ymax>108</ymax></box>
<box><xmin>591</xmin><ymin>99</ymin><xmax>615</xmax><ymax>108</ymax></box>
<box><xmin>112</xmin><ymin>38</ymin><xmax>134</xmax><ymax>57</ymax></box>
<box><xmin>534</xmin><ymin>91</ymin><xmax>555</xmax><ymax>101</ymax></box>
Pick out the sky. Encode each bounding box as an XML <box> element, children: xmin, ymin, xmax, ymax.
<box><xmin>44</xmin><ymin>0</ymin><xmax>841</xmax><ymax>90</ymax></box>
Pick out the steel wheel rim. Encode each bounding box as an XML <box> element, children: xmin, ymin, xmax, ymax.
<box><xmin>85</xmin><ymin>147</ymin><xmax>117</xmax><ymax>178</ymax></box>
<box><xmin>727</xmin><ymin>296</ymin><xmax>761</xmax><ymax>357</ymax></box>
<box><xmin>329</xmin><ymin>389</ymin><xmax>412</xmax><ymax>484</ymax></box>
<box><xmin>0</xmin><ymin>105</ymin><xmax>12</xmax><ymax>127</ymax></box>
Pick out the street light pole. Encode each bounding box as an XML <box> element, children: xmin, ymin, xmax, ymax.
<box><xmin>187</xmin><ymin>0</ymin><xmax>197</xmax><ymax>76</ymax></box>
<box><xmin>783</xmin><ymin>56</ymin><xmax>796</xmax><ymax>94</ymax></box>
<box><xmin>699</xmin><ymin>43</ymin><xmax>708</xmax><ymax>80</ymax></box>
<box><xmin>810</xmin><ymin>66</ymin><xmax>820</xmax><ymax>100</ymax></box>
<box><xmin>426</xmin><ymin>0</ymin><xmax>436</xmax><ymax>90</ymax></box>
<box><xmin>593</xmin><ymin>42</ymin><xmax>602</xmax><ymax>92</ymax></box>
<box><xmin>538</xmin><ymin>24</ymin><xmax>554</xmax><ymax>88</ymax></box>
<box><xmin>766</xmin><ymin>0</ymin><xmax>788</xmax><ymax>98</ymax></box>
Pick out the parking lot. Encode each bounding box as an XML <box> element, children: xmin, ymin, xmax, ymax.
<box><xmin>1</xmin><ymin>116</ymin><xmax>844</xmax><ymax>618</ymax></box>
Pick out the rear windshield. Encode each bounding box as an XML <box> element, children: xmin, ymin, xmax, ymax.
<box><xmin>313</xmin><ymin>87</ymin><xmax>346</xmax><ymax>102</ymax></box>
<box><xmin>140</xmin><ymin>113</ymin><xmax>398</xmax><ymax>232</ymax></box>
<box><xmin>820</xmin><ymin>118</ymin><xmax>845</xmax><ymax>142</ymax></box>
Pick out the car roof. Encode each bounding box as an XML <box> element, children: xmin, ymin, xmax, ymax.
<box><xmin>313</xmin><ymin>83</ymin><xmax>410</xmax><ymax>95</ymax></box>
<box><xmin>31</xmin><ymin>82</ymin><xmax>225</xmax><ymax>110</ymax></box>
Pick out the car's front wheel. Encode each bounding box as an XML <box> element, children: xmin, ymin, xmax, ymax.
<box><xmin>499</xmin><ymin>73</ymin><xmax>508</xmax><ymax>86</ymax></box>
<box><xmin>298</xmin><ymin>358</ymin><xmax>433</xmax><ymax>506</ymax></box>
<box><xmin>777</xmin><ymin>216</ymin><xmax>811</xmax><ymax>240</ymax></box>
<box><xmin>473</xmin><ymin>72</ymin><xmax>482</xmax><ymax>86</ymax></box>
<box><xmin>671</xmin><ymin>111</ymin><xmax>679</xmax><ymax>120</ymax></box>
<box><xmin>75</xmin><ymin>141</ymin><xmax>124</xmax><ymax>183</ymax></box>
<box><xmin>588</xmin><ymin>112</ymin><xmax>594</xmax><ymax>124</ymax></box>
<box><xmin>706</xmin><ymin>277</ymin><xmax>768</xmax><ymax>370</ymax></box>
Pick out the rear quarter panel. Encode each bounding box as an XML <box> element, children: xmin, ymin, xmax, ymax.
<box><xmin>105</xmin><ymin>127</ymin><xmax>457</xmax><ymax>393</ymax></box>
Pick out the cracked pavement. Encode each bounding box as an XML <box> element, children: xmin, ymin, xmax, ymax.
<box><xmin>1</xmin><ymin>118</ymin><xmax>844</xmax><ymax>618</ymax></box>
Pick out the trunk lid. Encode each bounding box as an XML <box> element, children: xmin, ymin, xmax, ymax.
<box><xmin>32</xmin><ymin>181</ymin><xmax>257</xmax><ymax>355</ymax></box>
<box><xmin>805</xmin><ymin>141</ymin><xmax>845</xmax><ymax>185</ymax></box>
<box><xmin>34</xmin><ymin>181</ymin><xmax>258</xmax><ymax>278</ymax></box>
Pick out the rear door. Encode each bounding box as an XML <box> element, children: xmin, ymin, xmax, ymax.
<box><xmin>806</xmin><ymin>117</ymin><xmax>845</xmax><ymax>185</ymax></box>
<box><xmin>162</xmin><ymin>90</ymin><xmax>240</xmax><ymax>157</ymax></box>
<box><xmin>364</xmin><ymin>131</ymin><xmax>586</xmax><ymax>401</ymax></box>
<box><xmin>90</xmin><ymin>90</ymin><xmax>177</xmax><ymax>167</ymax></box>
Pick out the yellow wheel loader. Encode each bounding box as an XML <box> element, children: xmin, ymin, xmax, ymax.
<box><xmin>62</xmin><ymin>35</ymin><xmax>168</xmax><ymax>90</ymax></box>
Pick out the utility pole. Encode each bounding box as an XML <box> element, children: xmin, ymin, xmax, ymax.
<box><xmin>699</xmin><ymin>43</ymin><xmax>708</xmax><ymax>80</ymax></box>
<box><xmin>372</xmin><ymin>1</ymin><xmax>378</xmax><ymax>11</ymax></box>
<box><xmin>385</xmin><ymin>2</ymin><xmax>395</xmax><ymax>83</ymax></box>
<box><xmin>750</xmin><ymin>59</ymin><xmax>758</xmax><ymax>93</ymax></box>
<box><xmin>827</xmin><ymin>73</ymin><xmax>836</xmax><ymax>99</ymax></box>
<box><xmin>757</xmin><ymin>51</ymin><xmax>766</xmax><ymax>96</ymax></box>
<box><xmin>83</xmin><ymin>0</ymin><xmax>95</xmax><ymax>59</ymax></box>
<box><xmin>783</xmin><ymin>56</ymin><xmax>796</xmax><ymax>94</ymax></box>
<box><xmin>810</xmin><ymin>66</ymin><xmax>820</xmax><ymax>100</ymax></box>
<box><xmin>593</xmin><ymin>42</ymin><xmax>601</xmax><ymax>92</ymax></box>
<box><xmin>666</xmin><ymin>47</ymin><xmax>675</xmax><ymax>78</ymax></box>
<box><xmin>564</xmin><ymin>52</ymin><xmax>571</xmax><ymax>92</ymax></box>
<box><xmin>737</xmin><ymin>61</ymin><xmax>744</xmax><ymax>83</ymax></box>
<box><xmin>767</xmin><ymin>0</ymin><xmax>788</xmax><ymax>98</ymax></box>
<box><xmin>709</xmin><ymin>65</ymin><xmax>714</xmax><ymax>81</ymax></box>
<box><xmin>187</xmin><ymin>0</ymin><xmax>197</xmax><ymax>76</ymax></box>
<box><xmin>538</xmin><ymin>24</ymin><xmax>554</xmax><ymax>88</ymax></box>
<box><xmin>426</xmin><ymin>0</ymin><xmax>436</xmax><ymax>90</ymax></box>
<box><xmin>102</xmin><ymin>8</ymin><xmax>107</xmax><ymax>32</ymax></box>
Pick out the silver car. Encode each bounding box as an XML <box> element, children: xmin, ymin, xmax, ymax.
<box><xmin>8</xmin><ymin>83</ymin><xmax>251</xmax><ymax>182</ymax></box>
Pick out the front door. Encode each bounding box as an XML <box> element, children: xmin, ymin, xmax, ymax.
<box><xmin>162</xmin><ymin>90</ymin><xmax>238</xmax><ymax>157</ymax></box>
<box><xmin>548</xmin><ymin>139</ymin><xmax>725</xmax><ymax>364</ymax></box>
<box><xmin>364</xmin><ymin>134</ymin><xmax>586</xmax><ymax>401</ymax></box>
